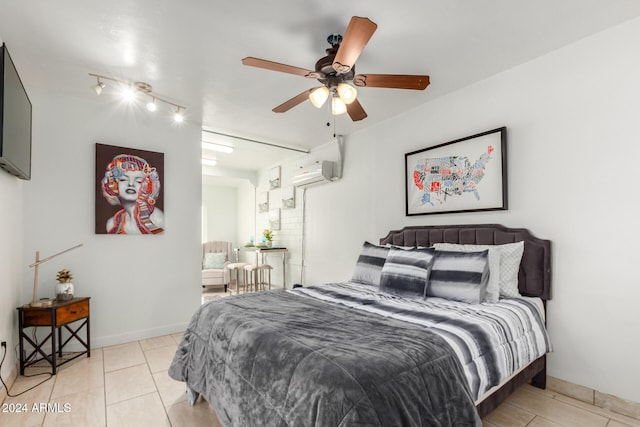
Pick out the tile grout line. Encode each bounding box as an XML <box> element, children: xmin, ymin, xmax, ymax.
<box><xmin>141</xmin><ymin>338</ymin><xmax>176</xmax><ymax>426</ymax></box>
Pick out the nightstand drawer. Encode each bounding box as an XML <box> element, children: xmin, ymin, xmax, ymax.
<box><xmin>56</xmin><ymin>299</ymin><xmax>89</xmax><ymax>326</ymax></box>
<box><xmin>22</xmin><ymin>309</ymin><xmax>53</xmax><ymax>326</ymax></box>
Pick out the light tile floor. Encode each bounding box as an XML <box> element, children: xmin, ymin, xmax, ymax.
<box><xmin>3</xmin><ymin>335</ymin><xmax>639</xmax><ymax>427</ymax></box>
<box><xmin>2</xmin><ymin>292</ymin><xmax>639</xmax><ymax>426</ymax></box>
<box><xmin>0</xmin><ymin>332</ymin><xmax>223</xmax><ymax>427</ymax></box>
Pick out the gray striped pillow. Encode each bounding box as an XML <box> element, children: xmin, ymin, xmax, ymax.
<box><xmin>350</xmin><ymin>242</ymin><xmax>390</xmax><ymax>286</ymax></box>
<box><xmin>426</xmin><ymin>249</ymin><xmax>490</xmax><ymax>304</ymax></box>
<box><xmin>379</xmin><ymin>247</ymin><xmax>435</xmax><ymax>297</ymax></box>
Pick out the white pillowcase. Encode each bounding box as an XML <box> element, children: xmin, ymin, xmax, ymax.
<box><xmin>433</xmin><ymin>241</ymin><xmax>525</xmax><ymax>300</ymax></box>
<box><xmin>496</xmin><ymin>241</ymin><xmax>525</xmax><ymax>297</ymax></box>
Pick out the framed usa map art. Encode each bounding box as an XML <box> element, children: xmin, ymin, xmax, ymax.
<box><xmin>405</xmin><ymin>127</ymin><xmax>507</xmax><ymax>216</ymax></box>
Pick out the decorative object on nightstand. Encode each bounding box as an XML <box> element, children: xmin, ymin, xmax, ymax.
<box><xmin>55</xmin><ymin>269</ymin><xmax>75</xmax><ymax>301</ymax></box>
<box><xmin>29</xmin><ymin>243</ymin><xmax>83</xmax><ymax>308</ymax></box>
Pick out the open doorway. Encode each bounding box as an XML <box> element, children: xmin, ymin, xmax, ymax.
<box><xmin>200</xmin><ymin>130</ymin><xmax>308</xmax><ymax>301</ymax></box>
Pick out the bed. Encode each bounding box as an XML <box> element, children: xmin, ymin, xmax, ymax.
<box><xmin>169</xmin><ymin>224</ymin><xmax>552</xmax><ymax>426</ymax></box>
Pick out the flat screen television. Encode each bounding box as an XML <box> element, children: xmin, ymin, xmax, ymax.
<box><xmin>0</xmin><ymin>42</ymin><xmax>32</xmax><ymax>180</ymax></box>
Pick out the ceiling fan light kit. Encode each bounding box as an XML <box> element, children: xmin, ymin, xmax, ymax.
<box><xmin>331</xmin><ymin>96</ymin><xmax>347</xmax><ymax>115</ymax></box>
<box><xmin>309</xmin><ymin>86</ymin><xmax>329</xmax><ymax>108</ymax></box>
<box><xmin>88</xmin><ymin>73</ymin><xmax>186</xmax><ymax>123</ymax></box>
<box><xmin>242</xmin><ymin>16</ymin><xmax>430</xmax><ymax>122</ymax></box>
<box><xmin>336</xmin><ymin>83</ymin><xmax>357</xmax><ymax>104</ymax></box>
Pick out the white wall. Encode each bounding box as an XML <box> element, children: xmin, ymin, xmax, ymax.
<box><xmin>236</xmin><ymin>180</ymin><xmax>256</xmax><ymax>250</ymax></box>
<box><xmin>202</xmin><ymin>183</ymin><xmax>238</xmax><ymax>245</ymax></box>
<box><xmin>242</xmin><ymin>142</ymin><xmax>345</xmax><ymax>288</ymax></box>
<box><xmin>0</xmin><ymin>169</ymin><xmax>23</xmax><ymax>387</ymax></box>
<box><xmin>243</xmin><ymin>164</ymin><xmax>304</xmax><ymax>288</ymax></box>
<box><xmin>302</xmin><ymin>18</ymin><xmax>640</xmax><ymax>403</ymax></box>
<box><xmin>21</xmin><ymin>88</ymin><xmax>202</xmax><ymax>348</ymax></box>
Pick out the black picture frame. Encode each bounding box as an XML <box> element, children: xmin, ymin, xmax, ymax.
<box><xmin>405</xmin><ymin>127</ymin><xmax>507</xmax><ymax>216</ymax></box>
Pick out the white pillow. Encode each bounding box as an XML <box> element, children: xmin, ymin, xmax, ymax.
<box><xmin>433</xmin><ymin>241</ymin><xmax>525</xmax><ymax>300</ymax></box>
<box><xmin>496</xmin><ymin>241</ymin><xmax>525</xmax><ymax>297</ymax></box>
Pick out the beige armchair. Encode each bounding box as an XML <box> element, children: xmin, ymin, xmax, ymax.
<box><xmin>202</xmin><ymin>241</ymin><xmax>232</xmax><ymax>292</ymax></box>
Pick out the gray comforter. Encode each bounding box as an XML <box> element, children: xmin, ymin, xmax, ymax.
<box><xmin>169</xmin><ymin>289</ymin><xmax>481</xmax><ymax>426</ymax></box>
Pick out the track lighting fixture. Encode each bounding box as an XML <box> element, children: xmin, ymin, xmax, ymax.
<box><xmin>88</xmin><ymin>73</ymin><xmax>186</xmax><ymax>123</ymax></box>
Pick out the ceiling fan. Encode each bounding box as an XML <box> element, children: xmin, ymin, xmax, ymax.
<box><xmin>241</xmin><ymin>16</ymin><xmax>430</xmax><ymax>122</ymax></box>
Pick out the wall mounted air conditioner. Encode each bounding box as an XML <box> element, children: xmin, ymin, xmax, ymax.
<box><xmin>292</xmin><ymin>160</ymin><xmax>333</xmax><ymax>188</ymax></box>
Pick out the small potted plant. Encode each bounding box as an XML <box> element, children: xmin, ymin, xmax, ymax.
<box><xmin>262</xmin><ymin>229</ymin><xmax>273</xmax><ymax>247</ymax></box>
<box><xmin>55</xmin><ymin>269</ymin><xmax>75</xmax><ymax>301</ymax></box>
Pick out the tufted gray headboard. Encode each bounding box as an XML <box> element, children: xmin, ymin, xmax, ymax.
<box><xmin>380</xmin><ymin>224</ymin><xmax>551</xmax><ymax>300</ymax></box>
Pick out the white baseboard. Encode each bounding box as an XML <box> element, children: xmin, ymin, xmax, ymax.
<box><xmin>89</xmin><ymin>322</ymin><xmax>189</xmax><ymax>349</ymax></box>
<box><xmin>548</xmin><ymin>376</ymin><xmax>640</xmax><ymax>420</ymax></box>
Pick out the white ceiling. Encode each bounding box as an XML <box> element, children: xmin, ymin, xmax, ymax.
<box><xmin>2</xmin><ymin>0</ymin><xmax>640</xmax><ymax>172</ymax></box>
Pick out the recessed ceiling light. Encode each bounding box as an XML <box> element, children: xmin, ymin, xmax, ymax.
<box><xmin>201</xmin><ymin>158</ymin><xmax>217</xmax><ymax>166</ymax></box>
<box><xmin>202</xmin><ymin>142</ymin><xmax>233</xmax><ymax>154</ymax></box>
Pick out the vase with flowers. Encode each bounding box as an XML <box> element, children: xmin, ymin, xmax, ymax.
<box><xmin>262</xmin><ymin>229</ymin><xmax>273</xmax><ymax>247</ymax></box>
<box><xmin>55</xmin><ymin>269</ymin><xmax>75</xmax><ymax>301</ymax></box>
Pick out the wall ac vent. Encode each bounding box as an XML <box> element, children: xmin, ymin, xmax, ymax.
<box><xmin>292</xmin><ymin>160</ymin><xmax>333</xmax><ymax>188</ymax></box>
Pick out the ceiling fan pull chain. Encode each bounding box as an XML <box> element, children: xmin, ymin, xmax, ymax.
<box><xmin>326</xmin><ymin>99</ymin><xmax>332</xmax><ymax>128</ymax></box>
<box><xmin>332</xmin><ymin>107</ymin><xmax>337</xmax><ymax>138</ymax></box>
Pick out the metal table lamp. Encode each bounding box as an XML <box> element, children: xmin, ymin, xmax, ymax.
<box><xmin>29</xmin><ymin>243</ymin><xmax>83</xmax><ymax>307</ymax></box>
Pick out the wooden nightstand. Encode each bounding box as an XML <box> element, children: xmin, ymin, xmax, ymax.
<box><xmin>16</xmin><ymin>297</ymin><xmax>91</xmax><ymax>375</ymax></box>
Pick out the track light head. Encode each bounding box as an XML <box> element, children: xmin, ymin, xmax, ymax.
<box><xmin>121</xmin><ymin>86</ymin><xmax>136</xmax><ymax>102</ymax></box>
<box><xmin>91</xmin><ymin>81</ymin><xmax>106</xmax><ymax>95</ymax></box>
<box><xmin>146</xmin><ymin>98</ymin><xmax>157</xmax><ymax>112</ymax></box>
<box><xmin>174</xmin><ymin>108</ymin><xmax>184</xmax><ymax>123</ymax></box>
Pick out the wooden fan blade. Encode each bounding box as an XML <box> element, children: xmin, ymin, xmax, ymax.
<box><xmin>353</xmin><ymin>74</ymin><xmax>430</xmax><ymax>90</ymax></box>
<box><xmin>346</xmin><ymin>98</ymin><xmax>367</xmax><ymax>121</ymax></box>
<box><xmin>333</xmin><ymin>17</ymin><xmax>377</xmax><ymax>74</ymax></box>
<box><xmin>272</xmin><ymin>89</ymin><xmax>314</xmax><ymax>113</ymax></box>
<box><xmin>242</xmin><ymin>57</ymin><xmax>317</xmax><ymax>78</ymax></box>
